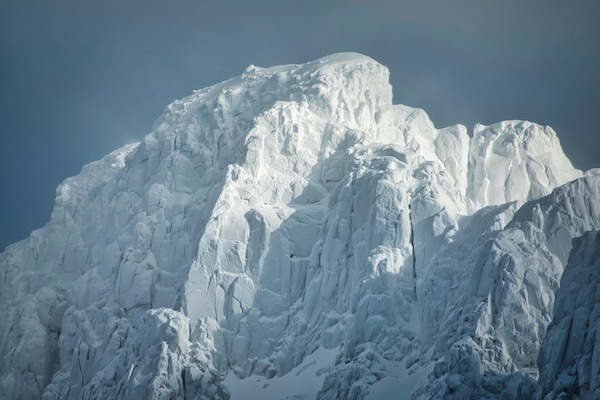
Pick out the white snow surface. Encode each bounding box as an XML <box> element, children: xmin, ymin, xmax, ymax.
<box><xmin>224</xmin><ymin>346</ymin><xmax>338</xmax><ymax>399</ymax></box>
<box><xmin>0</xmin><ymin>52</ymin><xmax>597</xmax><ymax>400</ymax></box>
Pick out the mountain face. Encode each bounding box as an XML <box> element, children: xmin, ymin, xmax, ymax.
<box><xmin>0</xmin><ymin>53</ymin><xmax>598</xmax><ymax>400</ymax></box>
<box><xmin>536</xmin><ymin>230</ymin><xmax>600</xmax><ymax>400</ymax></box>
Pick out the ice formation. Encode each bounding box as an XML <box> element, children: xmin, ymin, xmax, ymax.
<box><xmin>0</xmin><ymin>53</ymin><xmax>598</xmax><ymax>399</ymax></box>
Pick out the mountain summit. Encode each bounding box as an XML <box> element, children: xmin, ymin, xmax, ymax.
<box><xmin>1</xmin><ymin>53</ymin><xmax>598</xmax><ymax>399</ymax></box>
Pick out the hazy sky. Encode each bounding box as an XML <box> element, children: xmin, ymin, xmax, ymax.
<box><xmin>1</xmin><ymin>0</ymin><xmax>599</xmax><ymax>250</ymax></box>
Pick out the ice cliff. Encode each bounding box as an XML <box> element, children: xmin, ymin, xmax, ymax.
<box><xmin>0</xmin><ymin>53</ymin><xmax>598</xmax><ymax>400</ymax></box>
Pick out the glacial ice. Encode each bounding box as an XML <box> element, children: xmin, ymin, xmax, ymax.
<box><xmin>0</xmin><ymin>52</ymin><xmax>597</xmax><ymax>399</ymax></box>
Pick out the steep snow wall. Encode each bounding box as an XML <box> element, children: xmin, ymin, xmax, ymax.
<box><xmin>536</xmin><ymin>231</ymin><xmax>600</xmax><ymax>400</ymax></box>
<box><xmin>416</xmin><ymin>174</ymin><xmax>600</xmax><ymax>399</ymax></box>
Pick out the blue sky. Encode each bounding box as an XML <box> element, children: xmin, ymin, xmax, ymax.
<box><xmin>1</xmin><ymin>0</ymin><xmax>599</xmax><ymax>250</ymax></box>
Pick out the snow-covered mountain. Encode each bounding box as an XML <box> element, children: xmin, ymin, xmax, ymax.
<box><xmin>1</xmin><ymin>53</ymin><xmax>598</xmax><ymax>400</ymax></box>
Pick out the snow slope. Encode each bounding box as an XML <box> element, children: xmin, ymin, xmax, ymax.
<box><xmin>0</xmin><ymin>52</ymin><xmax>596</xmax><ymax>400</ymax></box>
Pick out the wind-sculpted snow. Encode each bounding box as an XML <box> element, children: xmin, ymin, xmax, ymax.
<box><xmin>0</xmin><ymin>53</ymin><xmax>597</xmax><ymax>400</ymax></box>
<box><xmin>467</xmin><ymin>121</ymin><xmax>581</xmax><ymax>212</ymax></box>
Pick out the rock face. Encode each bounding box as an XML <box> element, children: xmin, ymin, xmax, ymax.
<box><xmin>0</xmin><ymin>53</ymin><xmax>597</xmax><ymax>400</ymax></box>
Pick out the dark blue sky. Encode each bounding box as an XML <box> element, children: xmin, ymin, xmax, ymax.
<box><xmin>1</xmin><ymin>0</ymin><xmax>599</xmax><ymax>251</ymax></box>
